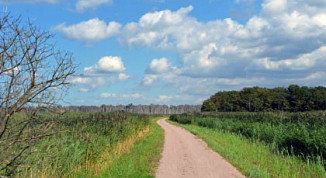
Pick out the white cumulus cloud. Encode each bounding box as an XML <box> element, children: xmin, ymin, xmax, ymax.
<box><xmin>53</xmin><ymin>18</ymin><xmax>120</xmax><ymax>41</ymax></box>
<box><xmin>146</xmin><ymin>57</ymin><xmax>170</xmax><ymax>74</ymax></box>
<box><xmin>118</xmin><ymin>73</ymin><xmax>130</xmax><ymax>80</ymax></box>
<box><xmin>75</xmin><ymin>0</ymin><xmax>112</xmax><ymax>12</ymax></box>
<box><xmin>142</xmin><ymin>57</ymin><xmax>181</xmax><ymax>86</ymax></box>
<box><xmin>71</xmin><ymin>56</ymin><xmax>130</xmax><ymax>89</ymax></box>
<box><xmin>119</xmin><ymin>3</ymin><xmax>326</xmax><ymax>85</ymax></box>
<box><xmin>84</xmin><ymin>56</ymin><xmax>126</xmax><ymax>74</ymax></box>
<box><xmin>253</xmin><ymin>46</ymin><xmax>326</xmax><ymax>71</ymax></box>
<box><xmin>100</xmin><ymin>93</ymin><xmax>143</xmax><ymax>99</ymax></box>
<box><xmin>142</xmin><ymin>74</ymin><xmax>158</xmax><ymax>86</ymax></box>
<box><xmin>60</xmin><ymin>2</ymin><xmax>326</xmax><ymax>99</ymax></box>
<box><xmin>71</xmin><ymin>76</ymin><xmax>105</xmax><ymax>88</ymax></box>
<box><xmin>262</xmin><ymin>0</ymin><xmax>287</xmax><ymax>14</ymax></box>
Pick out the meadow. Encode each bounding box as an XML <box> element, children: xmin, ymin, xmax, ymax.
<box><xmin>0</xmin><ymin>112</ymin><xmax>163</xmax><ymax>177</ymax></box>
<box><xmin>3</xmin><ymin>109</ymin><xmax>326</xmax><ymax>177</ymax></box>
<box><xmin>170</xmin><ymin>111</ymin><xmax>326</xmax><ymax>177</ymax></box>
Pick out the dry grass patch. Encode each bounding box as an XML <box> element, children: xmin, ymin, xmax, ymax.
<box><xmin>74</xmin><ymin>126</ymin><xmax>150</xmax><ymax>176</ymax></box>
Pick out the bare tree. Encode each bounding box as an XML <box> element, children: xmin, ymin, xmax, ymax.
<box><xmin>0</xmin><ymin>13</ymin><xmax>75</xmax><ymax>176</ymax></box>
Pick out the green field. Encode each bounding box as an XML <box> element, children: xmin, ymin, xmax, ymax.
<box><xmin>170</xmin><ymin>112</ymin><xmax>326</xmax><ymax>178</ymax></box>
<box><xmin>1</xmin><ymin>112</ymin><xmax>164</xmax><ymax>177</ymax></box>
<box><xmin>2</xmin><ymin>111</ymin><xmax>326</xmax><ymax>177</ymax></box>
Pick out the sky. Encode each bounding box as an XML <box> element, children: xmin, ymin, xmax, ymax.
<box><xmin>1</xmin><ymin>0</ymin><xmax>326</xmax><ymax>105</ymax></box>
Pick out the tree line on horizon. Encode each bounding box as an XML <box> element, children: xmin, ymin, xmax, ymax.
<box><xmin>201</xmin><ymin>85</ymin><xmax>326</xmax><ymax>112</ymax></box>
<box><xmin>65</xmin><ymin>104</ymin><xmax>201</xmax><ymax>114</ymax></box>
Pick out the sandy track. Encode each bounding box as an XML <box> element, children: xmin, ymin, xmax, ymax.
<box><xmin>155</xmin><ymin>119</ymin><xmax>245</xmax><ymax>178</ymax></box>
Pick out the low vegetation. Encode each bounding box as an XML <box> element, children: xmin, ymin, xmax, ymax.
<box><xmin>170</xmin><ymin>112</ymin><xmax>326</xmax><ymax>177</ymax></box>
<box><xmin>101</xmin><ymin>117</ymin><xmax>164</xmax><ymax>177</ymax></box>
<box><xmin>170</xmin><ymin>112</ymin><xmax>326</xmax><ymax>161</ymax></box>
<box><xmin>1</xmin><ymin>112</ymin><xmax>153</xmax><ymax>177</ymax></box>
<box><xmin>171</xmin><ymin>121</ymin><xmax>326</xmax><ymax>178</ymax></box>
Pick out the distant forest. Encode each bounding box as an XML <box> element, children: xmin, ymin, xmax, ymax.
<box><xmin>65</xmin><ymin>104</ymin><xmax>201</xmax><ymax>114</ymax></box>
<box><xmin>1</xmin><ymin>105</ymin><xmax>201</xmax><ymax>114</ymax></box>
<box><xmin>202</xmin><ymin>85</ymin><xmax>326</xmax><ymax>112</ymax></box>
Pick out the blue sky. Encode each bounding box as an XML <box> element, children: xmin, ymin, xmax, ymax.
<box><xmin>2</xmin><ymin>0</ymin><xmax>326</xmax><ymax>105</ymax></box>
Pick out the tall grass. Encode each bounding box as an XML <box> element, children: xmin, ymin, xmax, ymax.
<box><xmin>101</xmin><ymin>117</ymin><xmax>165</xmax><ymax>178</ymax></box>
<box><xmin>171</xmin><ymin>122</ymin><xmax>326</xmax><ymax>178</ymax></box>
<box><xmin>9</xmin><ymin>112</ymin><xmax>149</xmax><ymax>177</ymax></box>
<box><xmin>170</xmin><ymin>112</ymin><xmax>326</xmax><ymax>164</ymax></box>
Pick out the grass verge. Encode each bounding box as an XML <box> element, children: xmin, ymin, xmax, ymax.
<box><xmin>169</xmin><ymin>120</ymin><xmax>326</xmax><ymax>178</ymax></box>
<box><xmin>14</xmin><ymin>112</ymin><xmax>149</xmax><ymax>178</ymax></box>
<box><xmin>73</xmin><ymin>126</ymin><xmax>151</xmax><ymax>177</ymax></box>
<box><xmin>97</xmin><ymin>116</ymin><xmax>164</xmax><ymax>178</ymax></box>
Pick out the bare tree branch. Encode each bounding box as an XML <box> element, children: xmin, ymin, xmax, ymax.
<box><xmin>0</xmin><ymin>13</ymin><xmax>75</xmax><ymax>176</ymax></box>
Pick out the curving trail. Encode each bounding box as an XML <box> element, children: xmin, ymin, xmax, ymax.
<box><xmin>155</xmin><ymin>119</ymin><xmax>245</xmax><ymax>178</ymax></box>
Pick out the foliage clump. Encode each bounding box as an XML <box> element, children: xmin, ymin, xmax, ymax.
<box><xmin>202</xmin><ymin>85</ymin><xmax>326</xmax><ymax>112</ymax></box>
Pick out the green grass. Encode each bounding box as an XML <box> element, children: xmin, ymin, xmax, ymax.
<box><xmin>8</xmin><ymin>112</ymin><xmax>150</xmax><ymax>177</ymax></box>
<box><xmin>99</xmin><ymin>117</ymin><xmax>164</xmax><ymax>178</ymax></box>
<box><xmin>169</xmin><ymin>120</ymin><xmax>326</xmax><ymax>178</ymax></box>
<box><xmin>170</xmin><ymin>113</ymin><xmax>326</xmax><ymax>161</ymax></box>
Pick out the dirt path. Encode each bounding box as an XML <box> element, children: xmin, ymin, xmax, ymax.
<box><xmin>155</xmin><ymin>119</ymin><xmax>245</xmax><ymax>178</ymax></box>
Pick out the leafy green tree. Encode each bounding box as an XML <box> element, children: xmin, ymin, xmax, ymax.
<box><xmin>201</xmin><ymin>100</ymin><xmax>216</xmax><ymax>112</ymax></box>
<box><xmin>312</xmin><ymin>87</ymin><xmax>326</xmax><ymax>110</ymax></box>
<box><xmin>271</xmin><ymin>87</ymin><xmax>289</xmax><ymax>111</ymax></box>
<box><xmin>202</xmin><ymin>85</ymin><xmax>326</xmax><ymax>112</ymax></box>
<box><xmin>287</xmin><ymin>85</ymin><xmax>313</xmax><ymax>111</ymax></box>
<box><xmin>240</xmin><ymin>87</ymin><xmax>257</xmax><ymax>112</ymax></box>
